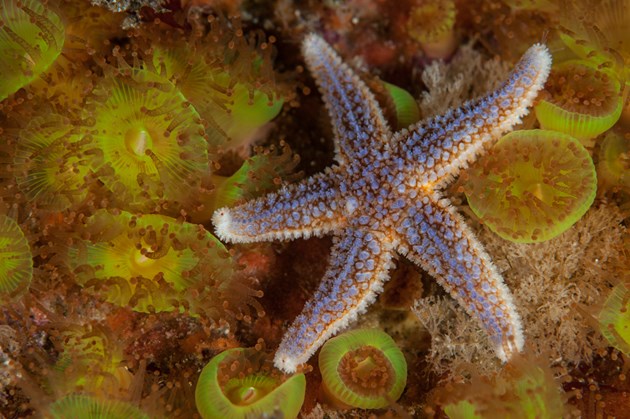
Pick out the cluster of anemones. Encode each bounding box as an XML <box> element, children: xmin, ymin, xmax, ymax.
<box><xmin>0</xmin><ymin>0</ymin><xmax>297</xmax><ymax>416</ymax></box>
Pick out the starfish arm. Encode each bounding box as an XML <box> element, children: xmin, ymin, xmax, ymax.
<box><xmin>397</xmin><ymin>43</ymin><xmax>552</xmax><ymax>187</ymax></box>
<box><xmin>213</xmin><ymin>169</ymin><xmax>344</xmax><ymax>243</ymax></box>
<box><xmin>274</xmin><ymin>228</ymin><xmax>395</xmax><ymax>373</ymax></box>
<box><xmin>394</xmin><ymin>191</ymin><xmax>523</xmax><ymax>361</ymax></box>
<box><xmin>302</xmin><ymin>34</ymin><xmax>392</xmax><ymax>163</ymax></box>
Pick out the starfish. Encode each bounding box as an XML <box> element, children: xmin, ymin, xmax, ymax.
<box><xmin>213</xmin><ymin>34</ymin><xmax>551</xmax><ymax>373</ymax></box>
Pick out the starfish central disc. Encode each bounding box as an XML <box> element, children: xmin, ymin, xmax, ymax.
<box><xmin>214</xmin><ymin>34</ymin><xmax>552</xmax><ymax>373</ymax></box>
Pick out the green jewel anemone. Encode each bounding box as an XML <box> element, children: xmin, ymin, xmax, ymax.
<box><xmin>13</xmin><ymin>114</ymin><xmax>90</xmax><ymax>210</ymax></box>
<box><xmin>0</xmin><ymin>0</ymin><xmax>65</xmax><ymax>101</ymax></box>
<box><xmin>0</xmin><ymin>214</ymin><xmax>32</xmax><ymax>302</ymax></box>
<box><xmin>406</xmin><ymin>0</ymin><xmax>457</xmax><ymax>59</ymax></box>
<box><xmin>46</xmin><ymin>394</ymin><xmax>149</xmax><ymax>419</ymax></box>
<box><xmin>598</xmin><ymin>281</ymin><xmax>630</xmax><ymax>355</ymax></box>
<box><xmin>149</xmin><ymin>24</ymin><xmax>284</xmax><ymax>151</ymax></box>
<box><xmin>318</xmin><ymin>328</ymin><xmax>407</xmax><ymax>409</ymax></box>
<box><xmin>195</xmin><ymin>347</ymin><xmax>306</xmax><ymax>419</ymax></box>
<box><xmin>439</xmin><ymin>356</ymin><xmax>566</xmax><ymax>418</ymax></box>
<box><xmin>597</xmin><ymin>130</ymin><xmax>630</xmax><ymax>193</ymax></box>
<box><xmin>534</xmin><ymin>60</ymin><xmax>623</xmax><ymax>146</ymax></box>
<box><xmin>382</xmin><ymin>81</ymin><xmax>421</xmax><ymax>130</ymax></box>
<box><xmin>85</xmin><ymin>66</ymin><xmax>209</xmax><ymax>210</ymax></box>
<box><xmin>464</xmin><ymin>129</ymin><xmax>596</xmax><ymax>243</ymax></box>
<box><xmin>69</xmin><ymin>209</ymin><xmax>230</xmax><ymax>313</ymax></box>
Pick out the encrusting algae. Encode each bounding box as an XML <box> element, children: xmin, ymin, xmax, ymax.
<box><xmin>1</xmin><ymin>0</ymin><xmax>629</xmax><ymax>417</ymax></box>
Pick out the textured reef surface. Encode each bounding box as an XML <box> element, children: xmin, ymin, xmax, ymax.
<box><xmin>1</xmin><ymin>0</ymin><xmax>629</xmax><ymax>418</ymax></box>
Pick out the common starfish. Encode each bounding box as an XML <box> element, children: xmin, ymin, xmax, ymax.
<box><xmin>213</xmin><ymin>34</ymin><xmax>551</xmax><ymax>373</ymax></box>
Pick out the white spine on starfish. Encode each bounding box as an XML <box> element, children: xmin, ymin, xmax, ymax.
<box><xmin>395</xmin><ymin>193</ymin><xmax>524</xmax><ymax>361</ymax></box>
<box><xmin>446</xmin><ymin>44</ymin><xmax>552</xmax><ymax>178</ymax></box>
<box><xmin>398</xmin><ymin>43</ymin><xmax>552</xmax><ymax>189</ymax></box>
<box><xmin>274</xmin><ymin>229</ymin><xmax>395</xmax><ymax>373</ymax></box>
<box><xmin>302</xmin><ymin>34</ymin><xmax>392</xmax><ymax>163</ymax></box>
<box><xmin>213</xmin><ymin>169</ymin><xmax>345</xmax><ymax>243</ymax></box>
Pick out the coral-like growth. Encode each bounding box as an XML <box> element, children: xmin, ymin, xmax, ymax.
<box><xmin>434</xmin><ymin>355</ymin><xmax>567</xmax><ymax>418</ymax></box>
<box><xmin>598</xmin><ymin>281</ymin><xmax>630</xmax><ymax>354</ymax></box>
<box><xmin>464</xmin><ymin>129</ymin><xmax>597</xmax><ymax>243</ymax></box>
<box><xmin>195</xmin><ymin>347</ymin><xmax>306</xmax><ymax>419</ymax></box>
<box><xmin>0</xmin><ymin>0</ymin><xmax>65</xmax><ymax>101</ymax></box>
<box><xmin>535</xmin><ymin>60</ymin><xmax>623</xmax><ymax>145</ymax></box>
<box><xmin>597</xmin><ymin>130</ymin><xmax>630</xmax><ymax>194</ymax></box>
<box><xmin>84</xmin><ymin>59</ymin><xmax>209</xmax><ymax>211</ymax></box>
<box><xmin>12</xmin><ymin>114</ymin><xmax>90</xmax><ymax>211</ymax></box>
<box><xmin>414</xmin><ymin>204</ymin><xmax>625</xmax><ymax>377</ymax></box>
<box><xmin>318</xmin><ymin>328</ymin><xmax>407</xmax><ymax>409</ymax></box>
<box><xmin>46</xmin><ymin>393</ymin><xmax>149</xmax><ymax>419</ymax></box>
<box><xmin>0</xmin><ymin>214</ymin><xmax>32</xmax><ymax>301</ymax></box>
<box><xmin>68</xmin><ymin>209</ymin><xmax>233</xmax><ymax>314</ymax></box>
<box><xmin>406</xmin><ymin>0</ymin><xmax>457</xmax><ymax>59</ymax></box>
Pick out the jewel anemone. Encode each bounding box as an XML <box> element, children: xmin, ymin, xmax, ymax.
<box><xmin>438</xmin><ymin>356</ymin><xmax>566</xmax><ymax>418</ymax></box>
<box><xmin>502</xmin><ymin>0</ymin><xmax>556</xmax><ymax>11</ymax></box>
<box><xmin>195</xmin><ymin>347</ymin><xmax>306</xmax><ymax>419</ymax></box>
<box><xmin>0</xmin><ymin>0</ymin><xmax>65</xmax><ymax>101</ymax></box>
<box><xmin>597</xmin><ymin>130</ymin><xmax>630</xmax><ymax>194</ymax></box>
<box><xmin>209</xmin><ymin>143</ymin><xmax>300</xmax><ymax>215</ymax></box>
<box><xmin>84</xmin><ymin>63</ymin><xmax>209</xmax><ymax>211</ymax></box>
<box><xmin>69</xmin><ymin>209</ymin><xmax>231</xmax><ymax>314</ymax></box>
<box><xmin>464</xmin><ymin>129</ymin><xmax>596</xmax><ymax>243</ymax></box>
<box><xmin>558</xmin><ymin>0</ymin><xmax>630</xmax><ymax>81</ymax></box>
<box><xmin>0</xmin><ymin>214</ymin><xmax>32</xmax><ymax>301</ymax></box>
<box><xmin>370</xmin><ymin>80</ymin><xmax>421</xmax><ymax>131</ymax></box>
<box><xmin>46</xmin><ymin>394</ymin><xmax>149</xmax><ymax>419</ymax></box>
<box><xmin>406</xmin><ymin>0</ymin><xmax>457</xmax><ymax>59</ymax></box>
<box><xmin>598</xmin><ymin>281</ymin><xmax>630</xmax><ymax>355</ymax></box>
<box><xmin>53</xmin><ymin>324</ymin><xmax>132</xmax><ymax>397</ymax></box>
<box><xmin>144</xmin><ymin>16</ymin><xmax>285</xmax><ymax>152</ymax></box>
<box><xmin>13</xmin><ymin>114</ymin><xmax>90</xmax><ymax>211</ymax></box>
<box><xmin>318</xmin><ymin>328</ymin><xmax>407</xmax><ymax>409</ymax></box>
<box><xmin>535</xmin><ymin>60</ymin><xmax>623</xmax><ymax>146</ymax></box>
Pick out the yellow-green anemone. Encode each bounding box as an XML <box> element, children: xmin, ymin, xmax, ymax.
<box><xmin>381</xmin><ymin>81</ymin><xmax>421</xmax><ymax>130</ymax></box>
<box><xmin>535</xmin><ymin>60</ymin><xmax>623</xmax><ymax>146</ymax></box>
<box><xmin>318</xmin><ymin>328</ymin><xmax>407</xmax><ymax>409</ymax></box>
<box><xmin>0</xmin><ymin>214</ymin><xmax>32</xmax><ymax>302</ymax></box>
<box><xmin>69</xmin><ymin>209</ymin><xmax>229</xmax><ymax>313</ymax></box>
<box><xmin>0</xmin><ymin>0</ymin><xmax>65</xmax><ymax>101</ymax></box>
<box><xmin>438</xmin><ymin>356</ymin><xmax>566</xmax><ymax>418</ymax></box>
<box><xmin>53</xmin><ymin>324</ymin><xmax>132</xmax><ymax>397</ymax></box>
<box><xmin>209</xmin><ymin>144</ymin><xmax>300</xmax><ymax>214</ymax></box>
<box><xmin>85</xmin><ymin>67</ymin><xmax>209</xmax><ymax>210</ymax></box>
<box><xmin>46</xmin><ymin>394</ymin><xmax>149</xmax><ymax>419</ymax></box>
<box><xmin>503</xmin><ymin>0</ymin><xmax>556</xmax><ymax>11</ymax></box>
<box><xmin>597</xmin><ymin>130</ymin><xmax>630</xmax><ymax>193</ymax></box>
<box><xmin>406</xmin><ymin>0</ymin><xmax>457</xmax><ymax>59</ymax></box>
<box><xmin>151</xmin><ymin>44</ymin><xmax>283</xmax><ymax>152</ymax></box>
<box><xmin>195</xmin><ymin>347</ymin><xmax>306</xmax><ymax>419</ymax></box>
<box><xmin>558</xmin><ymin>0</ymin><xmax>630</xmax><ymax>81</ymax></box>
<box><xmin>598</xmin><ymin>282</ymin><xmax>630</xmax><ymax>355</ymax></box>
<box><xmin>13</xmin><ymin>114</ymin><xmax>90</xmax><ymax>210</ymax></box>
<box><xmin>464</xmin><ymin>129</ymin><xmax>596</xmax><ymax>243</ymax></box>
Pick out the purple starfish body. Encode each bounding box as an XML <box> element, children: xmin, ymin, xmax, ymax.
<box><xmin>213</xmin><ymin>34</ymin><xmax>552</xmax><ymax>373</ymax></box>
